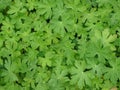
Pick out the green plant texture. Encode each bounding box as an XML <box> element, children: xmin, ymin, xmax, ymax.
<box><xmin>0</xmin><ymin>0</ymin><xmax>120</xmax><ymax>90</ymax></box>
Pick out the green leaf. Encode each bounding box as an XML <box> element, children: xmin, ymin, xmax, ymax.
<box><xmin>1</xmin><ymin>60</ymin><xmax>18</xmax><ymax>83</ymax></box>
<box><xmin>70</xmin><ymin>61</ymin><xmax>94</xmax><ymax>89</ymax></box>
<box><xmin>91</xmin><ymin>29</ymin><xmax>117</xmax><ymax>50</ymax></box>
<box><xmin>86</xmin><ymin>57</ymin><xmax>107</xmax><ymax>77</ymax></box>
<box><xmin>2</xmin><ymin>17</ymin><xmax>15</xmax><ymax>31</ymax></box>
<box><xmin>26</xmin><ymin>0</ymin><xmax>36</xmax><ymax>11</ymax></box>
<box><xmin>50</xmin><ymin>12</ymin><xmax>74</xmax><ymax>37</ymax></box>
<box><xmin>104</xmin><ymin>58</ymin><xmax>120</xmax><ymax>84</ymax></box>
<box><xmin>7</xmin><ymin>0</ymin><xmax>23</xmax><ymax>15</ymax></box>
<box><xmin>0</xmin><ymin>0</ymin><xmax>120</xmax><ymax>89</ymax></box>
<box><xmin>37</xmin><ymin>0</ymin><xmax>56</xmax><ymax>19</ymax></box>
<box><xmin>0</xmin><ymin>0</ymin><xmax>11</xmax><ymax>11</ymax></box>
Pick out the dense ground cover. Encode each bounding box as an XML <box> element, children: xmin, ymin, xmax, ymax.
<box><xmin>0</xmin><ymin>0</ymin><xmax>120</xmax><ymax>90</ymax></box>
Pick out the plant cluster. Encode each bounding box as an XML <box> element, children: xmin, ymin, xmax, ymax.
<box><xmin>0</xmin><ymin>0</ymin><xmax>120</xmax><ymax>90</ymax></box>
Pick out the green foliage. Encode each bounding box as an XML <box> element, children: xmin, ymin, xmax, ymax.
<box><xmin>0</xmin><ymin>0</ymin><xmax>120</xmax><ymax>90</ymax></box>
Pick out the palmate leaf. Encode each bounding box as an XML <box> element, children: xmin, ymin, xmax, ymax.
<box><xmin>104</xmin><ymin>58</ymin><xmax>120</xmax><ymax>84</ymax></box>
<box><xmin>87</xmin><ymin>40</ymin><xmax>115</xmax><ymax>64</ymax></box>
<box><xmin>1</xmin><ymin>60</ymin><xmax>18</xmax><ymax>83</ymax></box>
<box><xmin>91</xmin><ymin>29</ymin><xmax>117</xmax><ymax>50</ymax></box>
<box><xmin>50</xmin><ymin>13</ymin><xmax>74</xmax><ymax>37</ymax></box>
<box><xmin>64</xmin><ymin>0</ymin><xmax>82</xmax><ymax>18</ymax></box>
<box><xmin>70</xmin><ymin>61</ymin><xmax>94</xmax><ymax>89</ymax></box>
<box><xmin>64</xmin><ymin>0</ymin><xmax>88</xmax><ymax>15</ymax></box>
<box><xmin>26</xmin><ymin>0</ymin><xmax>37</xmax><ymax>11</ymax></box>
<box><xmin>102</xmin><ymin>29</ymin><xmax>117</xmax><ymax>48</ymax></box>
<box><xmin>49</xmin><ymin>17</ymin><xmax>65</xmax><ymax>37</ymax></box>
<box><xmin>48</xmin><ymin>67</ymin><xmax>68</xmax><ymax>90</ymax></box>
<box><xmin>1</xmin><ymin>17</ymin><xmax>15</xmax><ymax>31</ymax></box>
<box><xmin>0</xmin><ymin>31</ymin><xmax>20</xmax><ymax>59</ymax></box>
<box><xmin>15</xmin><ymin>17</ymin><xmax>32</xmax><ymax>32</ymax></box>
<box><xmin>53</xmin><ymin>0</ymin><xmax>66</xmax><ymax>18</ymax></box>
<box><xmin>37</xmin><ymin>0</ymin><xmax>56</xmax><ymax>19</ymax></box>
<box><xmin>86</xmin><ymin>57</ymin><xmax>107</xmax><ymax>77</ymax></box>
<box><xmin>7</xmin><ymin>0</ymin><xmax>23</xmax><ymax>15</ymax></box>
